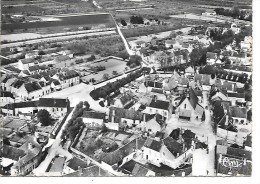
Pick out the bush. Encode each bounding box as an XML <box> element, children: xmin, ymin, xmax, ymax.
<box><xmin>37</xmin><ymin>109</ymin><xmax>51</xmax><ymax>126</ymax></box>
<box><xmin>127</xmin><ymin>55</ymin><xmax>142</xmax><ymax>67</ymax></box>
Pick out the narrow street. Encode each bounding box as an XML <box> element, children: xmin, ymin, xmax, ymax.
<box><xmin>33</xmin><ymin>107</ymin><xmax>75</xmax><ymax>176</ymax></box>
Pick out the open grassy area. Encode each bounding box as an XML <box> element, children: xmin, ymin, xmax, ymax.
<box><xmin>80</xmin><ymin>58</ymin><xmax>127</xmax><ymax>82</ymax></box>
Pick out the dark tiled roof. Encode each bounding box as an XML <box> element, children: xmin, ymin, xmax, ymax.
<box><xmin>38</xmin><ymin>98</ymin><xmax>68</xmax><ymax>108</ymax></box>
<box><xmin>108</xmin><ymin>107</ymin><xmax>143</xmax><ymax>124</ymax></box>
<box><xmin>229</xmin><ymin>106</ymin><xmax>247</xmax><ymax>118</ymax></box>
<box><xmin>58</xmin><ymin>70</ymin><xmax>79</xmax><ymax>80</ymax></box>
<box><xmin>24</xmin><ymin>82</ymin><xmax>42</xmax><ymax>93</ymax></box>
<box><xmin>169</xmin><ymin>128</ymin><xmax>181</xmax><ymax>140</ymax></box>
<box><xmin>82</xmin><ymin>111</ymin><xmax>106</xmax><ymax>119</ymax></box>
<box><xmin>132</xmin><ymin>163</ymin><xmax>150</xmax><ymax>176</ymax></box>
<box><xmin>194</xmin><ymin>89</ymin><xmax>203</xmax><ymax>97</ymax></box>
<box><xmin>155</xmin><ymin>131</ymin><xmax>166</xmax><ymax>139</ymax></box>
<box><xmin>222</xmin><ymin>81</ymin><xmax>234</xmax><ymax>91</ymax></box>
<box><xmin>12</xmin><ymin>79</ymin><xmax>24</xmax><ymax>89</ymax></box>
<box><xmin>226</xmin><ymin>147</ymin><xmax>252</xmax><ymax>160</ymax></box>
<box><xmin>67</xmin><ymin>157</ymin><xmax>90</xmax><ymax>171</ymax></box>
<box><xmin>120</xmin><ymin>93</ymin><xmax>134</xmax><ymax>106</ymax></box>
<box><xmin>151</xmin><ymin>88</ymin><xmax>164</xmax><ymax>94</ymax></box>
<box><xmin>163</xmin><ymin>137</ymin><xmax>184</xmax><ymax>155</ymax></box>
<box><xmin>1</xmin><ymin>144</ymin><xmax>26</xmax><ymax>161</ymax></box>
<box><xmin>148</xmin><ymin>99</ymin><xmax>170</xmax><ymax>110</ymax></box>
<box><xmin>144</xmin><ymin>138</ymin><xmax>162</xmax><ymax>152</ymax></box>
<box><xmin>0</xmin><ymin>91</ymin><xmax>14</xmax><ymax>98</ymax></box>
<box><xmin>189</xmin><ymin>88</ymin><xmax>199</xmax><ymax>109</ymax></box>
<box><xmin>20</xmin><ymin>58</ymin><xmax>34</xmax><ymax>64</ymax></box>
<box><xmin>102</xmin><ymin>138</ymin><xmax>145</xmax><ymax>166</ymax></box>
<box><xmin>29</xmin><ymin>65</ymin><xmax>40</xmax><ymax>71</ymax></box>
<box><xmin>2</xmin><ymin>101</ymin><xmax>38</xmax><ymax>110</ymax></box>
<box><xmin>21</xmin><ymin>70</ymin><xmax>30</xmax><ymax>75</ymax></box>
<box><xmin>4</xmin><ymin>66</ymin><xmax>21</xmax><ymax>73</ymax></box>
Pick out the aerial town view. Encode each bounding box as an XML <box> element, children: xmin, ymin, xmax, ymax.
<box><xmin>0</xmin><ymin>0</ymin><xmax>256</xmax><ymax>179</ymax></box>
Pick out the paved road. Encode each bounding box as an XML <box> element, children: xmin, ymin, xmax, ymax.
<box><xmin>33</xmin><ymin>108</ymin><xmax>75</xmax><ymax>176</ymax></box>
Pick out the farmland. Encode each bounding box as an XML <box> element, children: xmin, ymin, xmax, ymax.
<box><xmin>1</xmin><ymin>13</ymin><xmax>116</xmax><ymax>34</ymax></box>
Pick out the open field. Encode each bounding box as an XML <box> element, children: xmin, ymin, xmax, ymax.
<box><xmin>80</xmin><ymin>58</ymin><xmax>127</xmax><ymax>82</ymax></box>
<box><xmin>169</xmin><ymin>14</ymin><xmax>227</xmax><ymax>23</ymax></box>
<box><xmin>2</xmin><ymin>13</ymin><xmax>115</xmax><ymax>34</ymax></box>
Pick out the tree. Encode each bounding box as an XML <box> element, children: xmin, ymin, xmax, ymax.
<box><xmin>127</xmin><ymin>55</ymin><xmax>142</xmax><ymax>67</ymax></box>
<box><xmin>156</xmin><ymin>51</ymin><xmax>167</xmax><ymax>69</ymax></box>
<box><xmin>38</xmin><ymin>50</ymin><xmax>45</xmax><ymax>55</ymax></box>
<box><xmin>121</xmin><ymin>19</ymin><xmax>127</xmax><ymax>26</ymax></box>
<box><xmin>117</xmin><ymin>51</ymin><xmax>129</xmax><ymax>60</ymax></box>
<box><xmin>37</xmin><ymin>109</ymin><xmax>51</xmax><ymax>126</ymax></box>
<box><xmin>247</xmin><ymin>109</ymin><xmax>252</xmax><ymax>122</ymax></box>
<box><xmin>112</xmin><ymin>71</ymin><xmax>118</xmax><ymax>76</ymax></box>
<box><xmin>168</xmin><ymin>31</ymin><xmax>177</xmax><ymax>39</ymax></box>
<box><xmin>83</xmin><ymin>101</ymin><xmax>90</xmax><ymax>110</ymax></box>
<box><xmin>103</xmin><ymin>73</ymin><xmax>110</xmax><ymax>80</ymax></box>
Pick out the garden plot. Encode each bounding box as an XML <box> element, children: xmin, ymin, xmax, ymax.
<box><xmin>3</xmin><ymin>118</ymin><xmax>27</xmax><ymax>131</ymax></box>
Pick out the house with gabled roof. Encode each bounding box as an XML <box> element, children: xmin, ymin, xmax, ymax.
<box><xmin>141</xmin><ymin>136</ymin><xmax>194</xmax><ymax>169</ymax></box>
<box><xmin>107</xmin><ymin>107</ymin><xmax>143</xmax><ymax>131</ymax></box>
<box><xmin>63</xmin><ymin>156</ymin><xmax>91</xmax><ymax>175</ymax></box>
<box><xmin>229</xmin><ymin>106</ymin><xmax>247</xmax><ymax>125</ymax></box>
<box><xmin>119</xmin><ymin>159</ymin><xmax>155</xmax><ymax>176</ymax></box>
<box><xmin>17</xmin><ymin>81</ymin><xmax>43</xmax><ymax>100</ymax></box>
<box><xmin>140</xmin><ymin>114</ymin><xmax>162</xmax><ymax>135</ymax></box>
<box><xmin>227</xmin><ymin>92</ymin><xmax>246</xmax><ymax>106</ymax></box>
<box><xmin>52</xmin><ymin>69</ymin><xmax>80</xmax><ymax>89</ymax></box>
<box><xmin>1</xmin><ymin>100</ymin><xmax>38</xmax><ymax>116</ymax></box>
<box><xmin>176</xmin><ymin>88</ymin><xmax>204</xmax><ymax>121</ymax></box>
<box><xmin>38</xmin><ymin>98</ymin><xmax>70</xmax><ymax>117</ymax></box>
<box><xmin>1</xmin><ymin>136</ymin><xmax>43</xmax><ymax>176</ymax></box>
<box><xmin>81</xmin><ymin>111</ymin><xmax>106</xmax><ymax>128</ymax></box>
<box><xmin>0</xmin><ymin>91</ymin><xmax>15</xmax><ymax>107</ymax></box>
<box><xmin>1</xmin><ymin>76</ymin><xmax>17</xmax><ymax>92</ymax></box>
<box><xmin>101</xmin><ymin>138</ymin><xmax>145</xmax><ymax>175</ymax></box>
<box><xmin>132</xmin><ymin>40</ymin><xmax>146</xmax><ymax>50</ymax></box>
<box><xmin>114</xmin><ymin>92</ymin><xmax>135</xmax><ymax>109</ymax></box>
<box><xmin>18</xmin><ymin>58</ymin><xmax>37</xmax><ymax>70</ymax></box>
<box><xmin>18</xmin><ymin>70</ymin><xmax>30</xmax><ymax>77</ymax></box>
<box><xmin>144</xmin><ymin>98</ymin><xmax>172</xmax><ymax>120</ymax></box>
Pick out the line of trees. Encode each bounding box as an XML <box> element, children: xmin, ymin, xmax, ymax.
<box><xmin>90</xmin><ymin>68</ymin><xmax>145</xmax><ymax>100</ymax></box>
<box><xmin>62</xmin><ymin>101</ymin><xmax>90</xmax><ymax>140</ymax></box>
<box><xmin>214</xmin><ymin>7</ymin><xmax>252</xmax><ymax>21</ymax></box>
<box><xmin>130</xmin><ymin>15</ymin><xmax>144</xmax><ymax>24</ymax></box>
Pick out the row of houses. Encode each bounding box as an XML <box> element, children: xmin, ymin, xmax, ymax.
<box><xmin>0</xmin><ymin>68</ymin><xmax>80</xmax><ymax>101</ymax></box>
<box><xmin>1</xmin><ymin>98</ymin><xmax>70</xmax><ymax>117</ymax></box>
